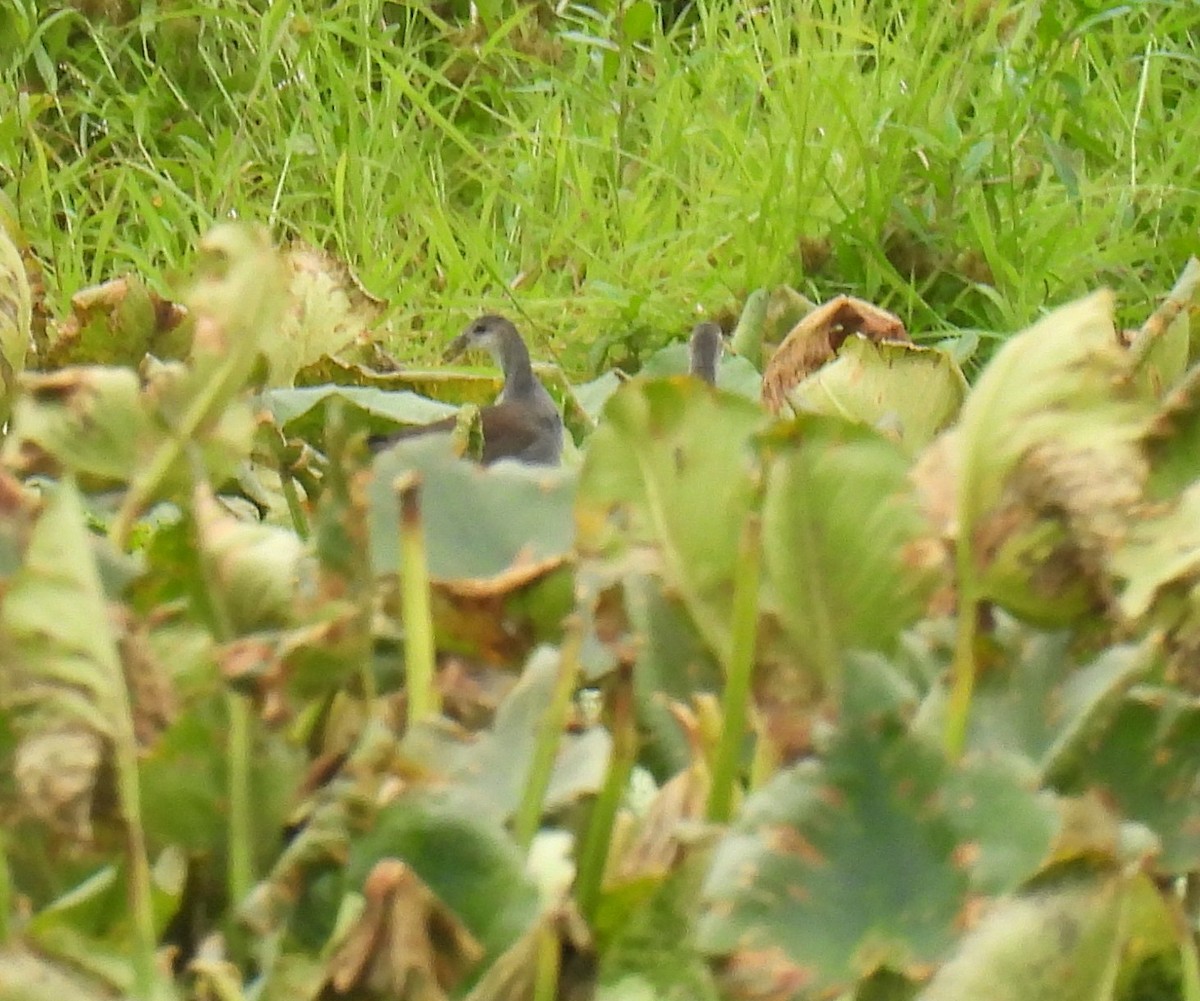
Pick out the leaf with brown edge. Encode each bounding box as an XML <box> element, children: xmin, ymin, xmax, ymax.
<box><xmin>41</xmin><ymin>275</ymin><xmax>190</xmax><ymax>369</ymax></box>
<box><xmin>0</xmin><ymin>219</ymin><xmax>32</xmax><ymax>425</ymax></box>
<box><xmin>762</xmin><ymin>295</ymin><xmax>909</xmax><ymax>414</ymax></box>
<box><xmin>697</xmin><ymin>662</ymin><xmax>1059</xmax><ymax>998</ymax></box>
<box><xmin>322</xmin><ymin>859</ymin><xmax>484</xmax><ymax>1001</ymax></box>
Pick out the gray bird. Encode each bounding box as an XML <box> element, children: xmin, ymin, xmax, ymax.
<box><xmin>688</xmin><ymin>321</ymin><xmax>725</xmax><ymax>385</ymax></box>
<box><xmin>370</xmin><ymin>315</ymin><xmax>563</xmax><ymax>466</ymax></box>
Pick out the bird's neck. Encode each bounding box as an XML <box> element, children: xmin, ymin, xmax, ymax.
<box><xmin>493</xmin><ymin>330</ymin><xmax>538</xmax><ymax>400</ymax></box>
<box><xmin>690</xmin><ymin>344</ymin><xmax>719</xmax><ymax>383</ymax></box>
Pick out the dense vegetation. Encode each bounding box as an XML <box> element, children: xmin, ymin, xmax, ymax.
<box><xmin>2</xmin><ymin>3</ymin><xmax>1200</xmax><ymax>1001</ymax></box>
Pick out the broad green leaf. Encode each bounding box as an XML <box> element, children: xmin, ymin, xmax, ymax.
<box><xmin>258</xmin><ymin>384</ymin><xmax>456</xmax><ymax>442</ymax></box>
<box><xmin>761</xmin><ymin>417</ymin><xmax>941</xmax><ymax>691</ymax></box>
<box><xmin>640</xmin><ymin>342</ymin><xmax>763</xmax><ymax>400</ymax></box>
<box><xmin>945</xmin><ymin>618</ymin><xmax>1152</xmax><ymax>783</ymax></box>
<box><xmin>369</xmin><ymin>436</ymin><xmax>577</xmax><ymax>588</ymax></box>
<box><xmin>917</xmin><ymin>873</ymin><xmax>1126</xmax><ymax>1001</ymax></box>
<box><xmin>401</xmin><ymin>647</ymin><xmax>611</xmax><ymax>822</ymax></box>
<box><xmin>786</xmin><ymin>337</ymin><xmax>967</xmax><ymax>453</ymax></box>
<box><xmin>576</xmin><ymin>380</ymin><xmax>765</xmax><ymax>663</ymax></box>
<box><xmin>0</xmin><ymin>220</ymin><xmax>31</xmax><ymax>424</ymax></box>
<box><xmin>1067</xmin><ymin>691</ymin><xmax>1200</xmax><ymax>874</ymax></box>
<box><xmin>697</xmin><ymin>695</ymin><xmax>1058</xmax><ymax>996</ymax></box>
<box><xmin>346</xmin><ymin>789</ymin><xmax>541</xmax><ymax>963</ymax></box>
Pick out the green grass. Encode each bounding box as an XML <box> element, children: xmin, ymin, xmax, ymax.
<box><xmin>2</xmin><ymin>0</ymin><xmax>1198</xmax><ymax>375</ymax></box>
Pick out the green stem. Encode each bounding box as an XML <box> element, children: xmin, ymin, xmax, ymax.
<box><xmin>944</xmin><ymin>576</ymin><xmax>978</xmax><ymax>761</ymax></box>
<box><xmin>226</xmin><ymin>693</ymin><xmax>254</xmax><ymax>907</ymax></box>
<box><xmin>113</xmin><ymin>706</ymin><xmax>158</xmax><ymax>998</ymax></box>
<box><xmin>708</xmin><ymin>515</ymin><xmax>761</xmax><ymax>823</ymax></box>
<box><xmin>397</xmin><ymin>473</ymin><xmax>439</xmax><ymax>723</ymax></box>
<box><xmin>111</xmin><ymin>352</ymin><xmax>249</xmax><ymax>549</ymax></box>
<box><xmin>532</xmin><ymin>920</ymin><xmax>561</xmax><ymax>1001</ymax></box>
<box><xmin>514</xmin><ymin>622</ymin><xmax>582</xmax><ymax>851</ymax></box>
<box><xmin>575</xmin><ymin>666</ymin><xmax>636</xmax><ymax>923</ymax></box>
<box><xmin>279</xmin><ymin>469</ymin><xmax>309</xmax><ymax>541</ymax></box>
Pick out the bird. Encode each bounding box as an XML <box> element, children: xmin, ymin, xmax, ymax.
<box><xmin>688</xmin><ymin>321</ymin><xmax>724</xmax><ymax>385</ymax></box>
<box><xmin>370</xmin><ymin>314</ymin><xmax>564</xmax><ymax>465</ymax></box>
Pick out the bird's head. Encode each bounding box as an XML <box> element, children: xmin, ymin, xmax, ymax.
<box><xmin>443</xmin><ymin>314</ymin><xmax>519</xmax><ymax>364</ymax></box>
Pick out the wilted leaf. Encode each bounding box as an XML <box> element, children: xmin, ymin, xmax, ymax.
<box><xmin>41</xmin><ymin>275</ymin><xmax>189</xmax><ymax>368</ymax></box>
<box><xmin>0</xmin><ymin>480</ymin><xmax>130</xmax><ymax>739</ymax></box>
<box><xmin>0</xmin><ymin>946</ymin><xmax>120</xmax><ymax>1001</ymax></box>
<box><xmin>762</xmin><ymin>295</ymin><xmax>908</xmax><ymax>413</ymax></box>
<box><xmin>917</xmin><ymin>873</ymin><xmax>1127</xmax><ymax>1001</ymax></box>
<box><xmin>955</xmin><ymin>291</ymin><xmax>1152</xmax><ymax>554</ymax></box>
<box><xmin>323</xmin><ymin>858</ymin><xmax>484</xmax><ymax>1001</ymax></box>
<box><xmin>347</xmin><ymin>790</ymin><xmax>541</xmax><ymax>964</ymax></box>
<box><xmin>786</xmin><ymin>338</ymin><xmax>967</xmax><ymax>453</ymax></box>
<box><xmin>0</xmin><ymin>220</ymin><xmax>32</xmax><ymax>423</ymax></box>
<box><xmin>576</xmin><ymin>379</ymin><xmax>765</xmax><ymax>664</ymax></box>
<box><xmin>369</xmin><ymin>436</ymin><xmax>576</xmax><ymax>593</ymax></box>
<box><xmin>265</xmin><ymin>243</ymin><xmax>386</xmax><ymax>388</ymax></box>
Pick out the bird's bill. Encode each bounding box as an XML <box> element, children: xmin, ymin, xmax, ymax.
<box><xmin>442</xmin><ymin>331</ymin><xmax>471</xmax><ymax>362</ymax></box>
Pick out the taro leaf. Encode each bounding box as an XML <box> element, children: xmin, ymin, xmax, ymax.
<box><xmin>598</xmin><ymin>849</ymin><xmax>720</xmax><ymax>1001</ymax></box>
<box><xmin>294</xmin><ymin>356</ymin><xmax>594</xmax><ymax>445</ymax></box>
<box><xmin>696</xmin><ymin>690</ymin><xmax>1058</xmax><ymax>998</ymax></box>
<box><xmin>192</xmin><ymin>484</ymin><xmax>305</xmax><ymax>634</ymax></box>
<box><xmin>640</xmin><ymin>341</ymin><xmax>763</xmax><ymax>400</ymax></box>
<box><xmin>39</xmin><ymin>276</ymin><xmax>189</xmax><ymax>369</ymax></box>
<box><xmin>0</xmin><ymin>479</ymin><xmax>131</xmax><ymax>740</ymax></box>
<box><xmin>624</xmin><ymin>574</ymin><xmax>723</xmax><ymax>778</ymax></box>
<box><xmin>258</xmin><ymin>384</ymin><xmax>456</xmax><ymax>442</ymax></box>
<box><xmin>1142</xmin><ymin>366</ymin><xmax>1200</xmax><ymax>499</ymax></box>
<box><xmin>401</xmin><ymin>647</ymin><xmax>611</xmax><ymax>822</ymax></box>
<box><xmin>576</xmin><ymin>379</ymin><xmax>765</xmax><ymax>663</ymax></box>
<box><xmin>762</xmin><ymin>295</ymin><xmax>908</xmax><ymax>414</ymax></box>
<box><xmin>347</xmin><ymin>789</ymin><xmax>541</xmax><ymax>965</ymax></box>
<box><xmin>785</xmin><ymin>337</ymin><xmax>968</xmax><ymax>453</ymax></box>
<box><xmin>955</xmin><ymin>291</ymin><xmax>1153</xmax><ymax>573</ymax></box>
<box><xmin>323</xmin><ymin>858</ymin><xmax>484</xmax><ymax>1001</ymax></box>
<box><xmin>1065</xmin><ymin>691</ymin><xmax>1200</xmax><ymax>874</ymax></box>
<box><xmin>267</xmin><ymin>242</ymin><xmax>385</xmax><ymax>388</ymax></box>
<box><xmin>730</xmin><ymin>287</ymin><xmax>768</xmax><ymax>369</ymax></box>
<box><xmin>5</xmin><ymin>368</ymin><xmax>158</xmax><ymax>484</ymax></box>
<box><xmin>1110</xmin><ymin>482</ymin><xmax>1200</xmax><ymax>655</ymax></box>
<box><xmin>760</xmin><ymin>417</ymin><xmax>942</xmax><ymax>692</ymax></box>
<box><xmin>369</xmin><ymin>436</ymin><xmax>576</xmax><ymax>591</ymax></box>
<box><xmin>6</xmin><ymin>363</ymin><xmax>250</xmax><ymax>505</ymax></box>
<box><xmin>916</xmin><ymin>872</ymin><xmax>1127</xmax><ymax>1001</ymax></box>
<box><xmin>0</xmin><ymin>220</ymin><xmax>31</xmax><ymax>424</ymax></box>
<box><xmin>951</xmin><ymin>619</ymin><xmax>1152</xmax><ymax>784</ymax></box>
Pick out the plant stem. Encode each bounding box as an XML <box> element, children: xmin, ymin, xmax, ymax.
<box><xmin>397</xmin><ymin>473</ymin><xmax>439</xmax><ymax>723</ymax></box>
<box><xmin>514</xmin><ymin>622</ymin><xmax>583</xmax><ymax>851</ymax></box>
<box><xmin>113</xmin><ymin>701</ymin><xmax>158</xmax><ymax>999</ymax></box>
<box><xmin>532</xmin><ymin>920</ymin><xmax>561</xmax><ymax>1001</ymax></box>
<box><xmin>708</xmin><ymin>515</ymin><xmax>761</xmax><ymax>823</ymax></box>
<box><xmin>944</xmin><ymin>577</ymin><xmax>978</xmax><ymax>760</ymax></box>
<box><xmin>575</xmin><ymin>665</ymin><xmax>636</xmax><ymax>923</ymax></box>
<box><xmin>226</xmin><ymin>692</ymin><xmax>254</xmax><ymax>907</ymax></box>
